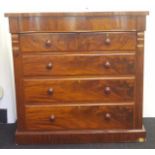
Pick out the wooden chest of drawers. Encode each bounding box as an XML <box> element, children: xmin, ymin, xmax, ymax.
<box><xmin>5</xmin><ymin>12</ymin><xmax>148</xmax><ymax>144</ymax></box>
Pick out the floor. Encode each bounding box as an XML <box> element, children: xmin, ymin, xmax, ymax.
<box><xmin>0</xmin><ymin>118</ymin><xmax>155</xmax><ymax>149</ymax></box>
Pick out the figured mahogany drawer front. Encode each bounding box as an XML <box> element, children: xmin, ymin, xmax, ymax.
<box><xmin>25</xmin><ymin>105</ymin><xmax>134</xmax><ymax>131</ymax></box>
<box><xmin>20</xmin><ymin>32</ymin><xmax>136</xmax><ymax>52</ymax></box>
<box><xmin>24</xmin><ymin>79</ymin><xmax>135</xmax><ymax>104</ymax></box>
<box><xmin>78</xmin><ymin>32</ymin><xmax>136</xmax><ymax>51</ymax></box>
<box><xmin>23</xmin><ymin>54</ymin><xmax>135</xmax><ymax>76</ymax></box>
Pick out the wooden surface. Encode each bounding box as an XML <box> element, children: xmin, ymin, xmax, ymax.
<box><xmin>6</xmin><ymin>12</ymin><xmax>148</xmax><ymax>144</ymax></box>
<box><xmin>5</xmin><ymin>12</ymin><xmax>149</xmax><ymax>33</ymax></box>
<box><xmin>135</xmin><ymin>32</ymin><xmax>145</xmax><ymax>128</ymax></box>
<box><xmin>15</xmin><ymin>127</ymin><xmax>146</xmax><ymax>144</ymax></box>
<box><xmin>11</xmin><ymin>34</ymin><xmax>25</xmax><ymax>130</ymax></box>
<box><xmin>24</xmin><ymin>78</ymin><xmax>135</xmax><ymax>103</ymax></box>
<box><xmin>5</xmin><ymin>11</ymin><xmax>149</xmax><ymax>17</ymax></box>
<box><xmin>23</xmin><ymin>53</ymin><xmax>136</xmax><ymax>76</ymax></box>
<box><xmin>20</xmin><ymin>32</ymin><xmax>136</xmax><ymax>52</ymax></box>
<box><xmin>25</xmin><ymin>105</ymin><xmax>133</xmax><ymax>131</ymax></box>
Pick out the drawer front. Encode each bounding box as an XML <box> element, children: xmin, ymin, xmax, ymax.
<box><xmin>20</xmin><ymin>32</ymin><xmax>136</xmax><ymax>52</ymax></box>
<box><xmin>25</xmin><ymin>105</ymin><xmax>134</xmax><ymax>131</ymax></box>
<box><xmin>78</xmin><ymin>32</ymin><xmax>136</xmax><ymax>51</ymax></box>
<box><xmin>24</xmin><ymin>79</ymin><xmax>135</xmax><ymax>104</ymax></box>
<box><xmin>23</xmin><ymin>54</ymin><xmax>135</xmax><ymax>76</ymax></box>
<box><xmin>20</xmin><ymin>33</ymin><xmax>78</xmax><ymax>52</ymax></box>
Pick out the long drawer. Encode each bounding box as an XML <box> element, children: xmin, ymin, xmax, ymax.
<box><xmin>23</xmin><ymin>53</ymin><xmax>135</xmax><ymax>76</ymax></box>
<box><xmin>25</xmin><ymin>105</ymin><xmax>134</xmax><ymax>131</ymax></box>
<box><xmin>20</xmin><ymin>32</ymin><xmax>136</xmax><ymax>52</ymax></box>
<box><xmin>24</xmin><ymin>78</ymin><xmax>135</xmax><ymax>104</ymax></box>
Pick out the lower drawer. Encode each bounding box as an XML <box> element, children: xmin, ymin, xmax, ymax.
<box><xmin>24</xmin><ymin>79</ymin><xmax>135</xmax><ymax>103</ymax></box>
<box><xmin>25</xmin><ymin>105</ymin><xmax>134</xmax><ymax>131</ymax></box>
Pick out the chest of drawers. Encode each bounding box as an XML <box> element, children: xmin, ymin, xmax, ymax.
<box><xmin>5</xmin><ymin>12</ymin><xmax>148</xmax><ymax>144</ymax></box>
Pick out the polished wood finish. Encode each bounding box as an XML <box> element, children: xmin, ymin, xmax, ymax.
<box><xmin>135</xmin><ymin>32</ymin><xmax>145</xmax><ymax>128</ymax></box>
<box><xmin>5</xmin><ymin>12</ymin><xmax>149</xmax><ymax>33</ymax></box>
<box><xmin>23</xmin><ymin>53</ymin><xmax>135</xmax><ymax>76</ymax></box>
<box><xmin>11</xmin><ymin>34</ymin><xmax>25</xmax><ymax>130</ymax></box>
<box><xmin>24</xmin><ymin>79</ymin><xmax>135</xmax><ymax>104</ymax></box>
<box><xmin>6</xmin><ymin>12</ymin><xmax>148</xmax><ymax>144</ymax></box>
<box><xmin>15</xmin><ymin>127</ymin><xmax>146</xmax><ymax>144</ymax></box>
<box><xmin>25</xmin><ymin>105</ymin><xmax>133</xmax><ymax>131</ymax></box>
<box><xmin>20</xmin><ymin>32</ymin><xmax>136</xmax><ymax>52</ymax></box>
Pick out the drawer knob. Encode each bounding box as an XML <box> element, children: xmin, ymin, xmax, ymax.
<box><xmin>49</xmin><ymin>115</ymin><xmax>55</xmax><ymax>122</ymax></box>
<box><xmin>45</xmin><ymin>40</ymin><xmax>52</xmax><ymax>48</ymax></box>
<box><xmin>104</xmin><ymin>86</ymin><xmax>111</xmax><ymax>95</ymax></box>
<box><xmin>46</xmin><ymin>62</ymin><xmax>53</xmax><ymax>69</ymax></box>
<box><xmin>105</xmin><ymin>37</ymin><xmax>111</xmax><ymax>45</ymax></box>
<box><xmin>48</xmin><ymin>88</ymin><xmax>54</xmax><ymax>95</ymax></box>
<box><xmin>104</xmin><ymin>61</ymin><xmax>111</xmax><ymax>68</ymax></box>
<box><xmin>105</xmin><ymin>113</ymin><xmax>111</xmax><ymax>120</ymax></box>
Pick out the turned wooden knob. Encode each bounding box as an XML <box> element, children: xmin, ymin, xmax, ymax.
<box><xmin>45</xmin><ymin>39</ymin><xmax>52</xmax><ymax>47</ymax></box>
<box><xmin>46</xmin><ymin>62</ymin><xmax>53</xmax><ymax>69</ymax></box>
<box><xmin>105</xmin><ymin>113</ymin><xmax>111</xmax><ymax>120</ymax></box>
<box><xmin>105</xmin><ymin>37</ymin><xmax>111</xmax><ymax>45</ymax></box>
<box><xmin>49</xmin><ymin>115</ymin><xmax>55</xmax><ymax>122</ymax></box>
<box><xmin>104</xmin><ymin>61</ymin><xmax>111</xmax><ymax>68</ymax></box>
<box><xmin>47</xmin><ymin>88</ymin><xmax>54</xmax><ymax>95</ymax></box>
<box><xmin>104</xmin><ymin>86</ymin><xmax>111</xmax><ymax>95</ymax></box>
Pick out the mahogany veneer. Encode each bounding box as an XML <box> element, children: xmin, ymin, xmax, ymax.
<box><xmin>20</xmin><ymin>32</ymin><xmax>136</xmax><ymax>52</ymax></box>
<box><xmin>5</xmin><ymin>12</ymin><xmax>149</xmax><ymax>144</ymax></box>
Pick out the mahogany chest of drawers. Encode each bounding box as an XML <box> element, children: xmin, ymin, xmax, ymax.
<box><xmin>5</xmin><ymin>12</ymin><xmax>149</xmax><ymax>144</ymax></box>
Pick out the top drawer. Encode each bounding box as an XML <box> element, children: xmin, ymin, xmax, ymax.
<box><xmin>20</xmin><ymin>32</ymin><xmax>136</xmax><ymax>53</ymax></box>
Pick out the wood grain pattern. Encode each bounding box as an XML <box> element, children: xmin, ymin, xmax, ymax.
<box><xmin>11</xmin><ymin>34</ymin><xmax>25</xmax><ymax>130</ymax></box>
<box><xmin>15</xmin><ymin>127</ymin><xmax>146</xmax><ymax>144</ymax></box>
<box><xmin>23</xmin><ymin>53</ymin><xmax>136</xmax><ymax>76</ymax></box>
<box><xmin>20</xmin><ymin>32</ymin><xmax>136</xmax><ymax>52</ymax></box>
<box><xmin>6</xmin><ymin>12</ymin><xmax>148</xmax><ymax>144</ymax></box>
<box><xmin>24</xmin><ymin>79</ymin><xmax>135</xmax><ymax>104</ymax></box>
<box><xmin>78</xmin><ymin>32</ymin><xmax>136</xmax><ymax>51</ymax></box>
<box><xmin>25</xmin><ymin>105</ymin><xmax>134</xmax><ymax>131</ymax></box>
<box><xmin>5</xmin><ymin>12</ymin><xmax>149</xmax><ymax>33</ymax></box>
<box><xmin>135</xmin><ymin>32</ymin><xmax>144</xmax><ymax>128</ymax></box>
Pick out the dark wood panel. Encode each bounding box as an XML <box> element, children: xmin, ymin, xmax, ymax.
<box><xmin>15</xmin><ymin>128</ymin><xmax>146</xmax><ymax>144</ymax></box>
<box><xmin>78</xmin><ymin>32</ymin><xmax>136</xmax><ymax>51</ymax></box>
<box><xmin>25</xmin><ymin>105</ymin><xmax>134</xmax><ymax>131</ymax></box>
<box><xmin>11</xmin><ymin>34</ymin><xmax>25</xmax><ymax>130</ymax></box>
<box><xmin>135</xmin><ymin>32</ymin><xmax>144</xmax><ymax>128</ymax></box>
<box><xmin>20</xmin><ymin>32</ymin><xmax>136</xmax><ymax>52</ymax></box>
<box><xmin>24</xmin><ymin>79</ymin><xmax>135</xmax><ymax>104</ymax></box>
<box><xmin>20</xmin><ymin>33</ymin><xmax>78</xmax><ymax>52</ymax></box>
<box><xmin>5</xmin><ymin>12</ymin><xmax>149</xmax><ymax>33</ymax></box>
<box><xmin>23</xmin><ymin>54</ymin><xmax>136</xmax><ymax>76</ymax></box>
<box><xmin>18</xmin><ymin>16</ymin><xmax>138</xmax><ymax>32</ymax></box>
